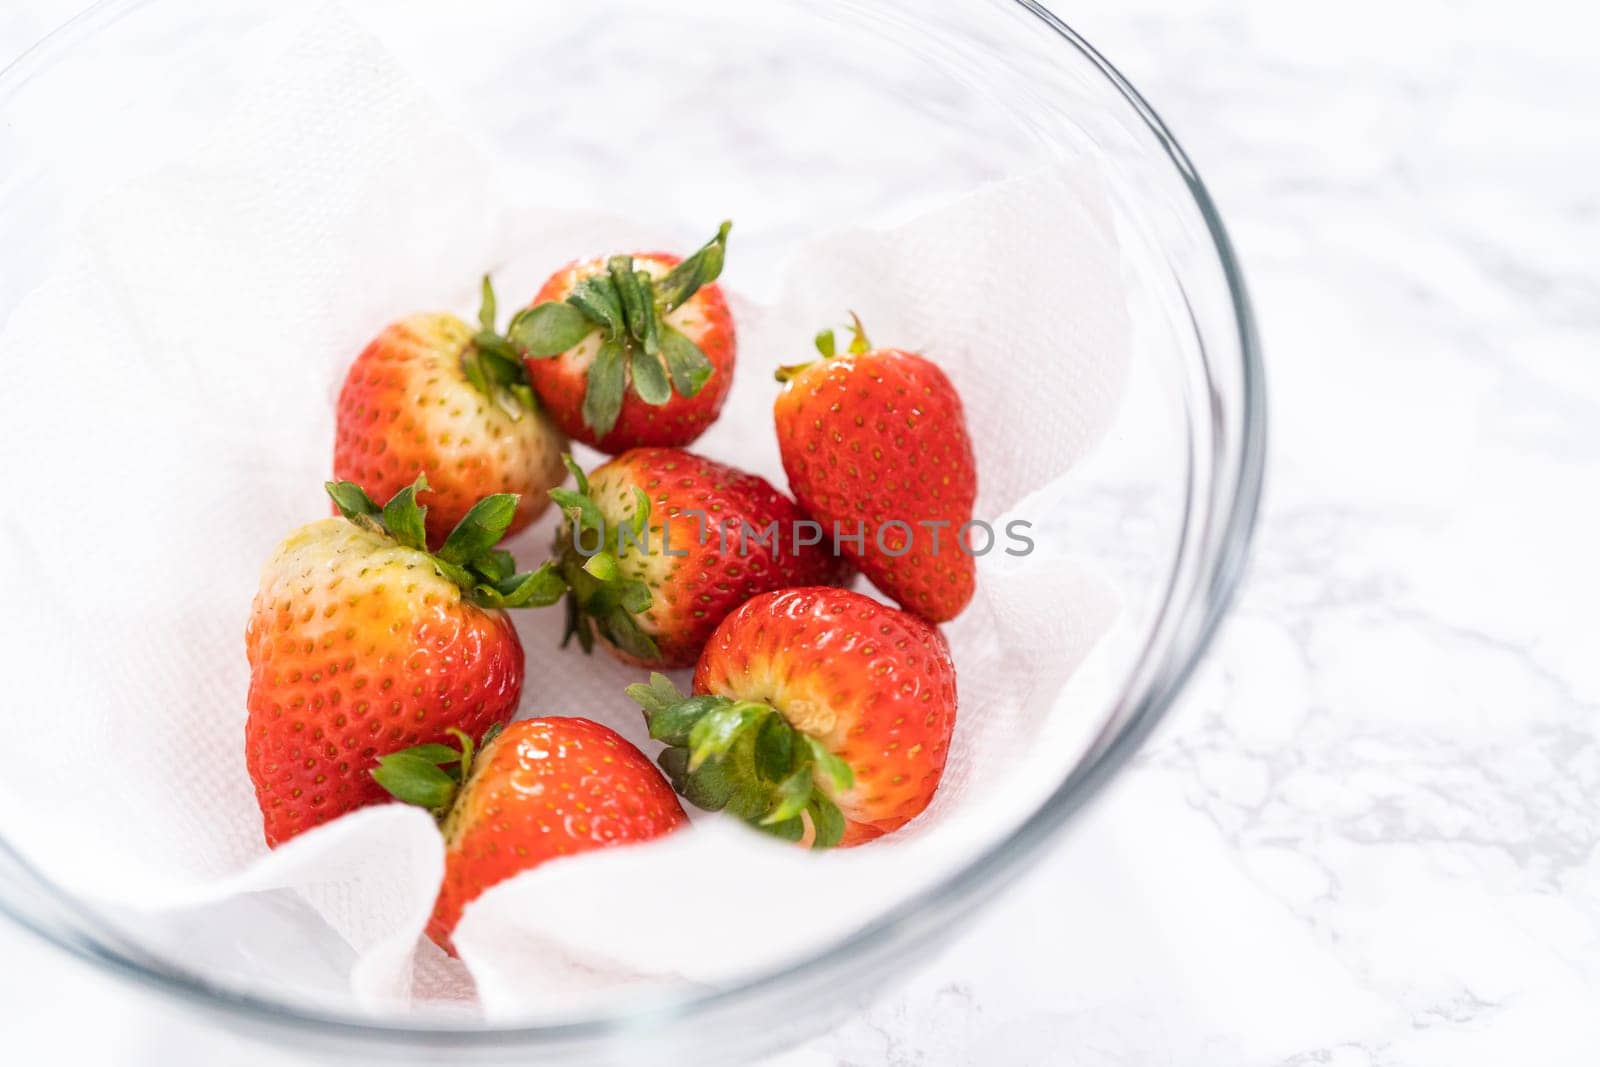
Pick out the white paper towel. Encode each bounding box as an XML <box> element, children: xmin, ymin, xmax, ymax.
<box><xmin>0</xmin><ymin>5</ymin><xmax>1130</xmax><ymax>1020</ymax></box>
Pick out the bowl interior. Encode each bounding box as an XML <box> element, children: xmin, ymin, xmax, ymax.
<box><xmin>0</xmin><ymin>0</ymin><xmax>1259</xmax><ymax>1059</ymax></box>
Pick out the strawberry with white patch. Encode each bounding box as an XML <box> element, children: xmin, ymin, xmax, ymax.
<box><xmin>629</xmin><ymin>587</ymin><xmax>959</xmax><ymax>848</ymax></box>
<box><xmin>245</xmin><ymin>478</ymin><xmax>565</xmax><ymax>847</ymax></box>
<box><xmin>334</xmin><ymin>278</ymin><xmax>567</xmax><ymax>548</ymax></box>
<box><xmin>549</xmin><ymin>447</ymin><xmax>846</xmax><ymax>669</ymax></box>
<box><xmin>514</xmin><ymin>223</ymin><xmax>736</xmax><ymax>453</ymax></box>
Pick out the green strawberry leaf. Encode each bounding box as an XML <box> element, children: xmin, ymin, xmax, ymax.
<box><xmin>451</xmin><ymin>275</ymin><xmax>539</xmax><ymax>415</ymax></box>
<box><xmin>472</xmin><ymin>548</ymin><xmax>518</xmax><ymax>584</ymax></box>
<box><xmin>549</xmin><ymin>457</ymin><xmax>668</xmax><ymax>663</ymax></box>
<box><xmin>583</xmin><ymin>550</ymin><xmax>620</xmax><ymax>582</ymax></box>
<box><xmin>757</xmin><ymin>815</ymin><xmax>806</xmax><ymax>843</ymax></box>
<box><xmin>630</xmin><ymin>345</ymin><xmax>672</xmax><ymax>406</ymax></box>
<box><xmin>615</xmin><ymin>578</ymin><xmax>653</xmax><ymax>615</ymax></box>
<box><xmin>501</xmin><ymin>561</ymin><xmax>567</xmax><ymax>603</ymax></box>
<box><xmin>628</xmin><ymin>488</ymin><xmax>652</xmax><ymax>541</ymax></box>
<box><xmin>549</xmin><ymin>487</ymin><xmax>606</xmax><ymax>537</ymax></box>
<box><xmin>754</xmin><ymin>714</ymin><xmax>795</xmax><ymax>782</ymax></box>
<box><xmin>561</xmin><ymin>453</ymin><xmax>590</xmax><ymax>496</ymax></box>
<box><xmin>660</xmin><ymin>325</ymin><xmax>714</xmax><ymax>398</ymax></box>
<box><xmin>567</xmin><ymin>274</ymin><xmax>626</xmax><ymax>337</ymax></box>
<box><xmin>470</xmin><ymin>583</ymin><xmax>507</xmax><ymax>608</ymax></box>
<box><xmin>688</xmin><ymin>701</ymin><xmax>768</xmax><ymax>771</ymax></box>
<box><xmin>371</xmin><ymin>752</ymin><xmax>457</xmax><ymax>811</ymax></box>
<box><xmin>460</xmin><ymin>347</ymin><xmax>493</xmax><ymax>397</ymax></box>
<box><xmin>326</xmin><ymin>481</ymin><xmax>380</xmax><ymax>521</ymax></box>
<box><xmin>655</xmin><ymin>220</ymin><xmax>731</xmax><ymax>312</ymax></box>
<box><xmin>625</xmin><ymin>672</ymin><xmax>686</xmax><ymax>718</ymax></box>
<box><xmin>657</xmin><ymin>745</ymin><xmax>690</xmax><ymax>792</ymax></box>
<box><xmin>398</xmin><ymin>743</ymin><xmax>463</xmax><ymax>766</ymax></box>
<box><xmin>583</xmin><ymin>339</ymin><xmax>628</xmax><ymax>437</ymax></box>
<box><xmin>381</xmin><ymin>476</ymin><xmax>429</xmax><ymax>551</ymax></box>
<box><xmin>642</xmin><ymin>694</ymin><xmax>722</xmax><ymax>747</ymax></box>
<box><xmin>677</xmin><ymin>750</ymin><xmax>735</xmax><ymax>811</ymax></box>
<box><xmin>562</xmin><ymin>594</ymin><xmax>597</xmax><ymax>653</ymax></box>
<box><xmin>635</xmin><ymin>271</ymin><xmax>661</xmax><ymax>355</ymax></box>
<box><xmin>803</xmin><ymin>734</ymin><xmax>856</xmax><ymax>794</ymax></box>
<box><xmin>485</xmin><ymin>562</ymin><xmax>566</xmax><ymax>609</ymax></box>
<box><xmin>845</xmin><ymin>311</ymin><xmax>871</xmax><ymax>354</ymax></box>
<box><xmin>609</xmin><ymin>255</ymin><xmax>659</xmax><ymax>355</ymax></box>
<box><xmin>438</xmin><ymin>493</ymin><xmax>519</xmax><ymax>566</ymax></box>
<box><xmin>601</xmin><ymin>605</ymin><xmax>660</xmax><ymax>663</ymax></box>
<box><xmin>432</xmin><ymin>558</ymin><xmax>477</xmax><ymax>591</ymax></box>
<box><xmin>620</xmin><ymin>678</ymin><xmax>859</xmax><ymax>850</ymax></box>
<box><xmin>784</xmin><ymin>312</ymin><xmax>870</xmax><ymax>383</ymax></box>
<box><xmin>510</xmin><ymin>382</ymin><xmax>539</xmax><ymax>413</ymax></box>
<box><xmin>807</xmin><ymin>791</ymin><xmax>847</xmax><ymax>849</ymax></box>
<box><xmin>478</xmin><ymin>275</ymin><xmax>498</xmax><ymax>332</ymax></box>
<box><xmin>761</xmin><ymin>768</ymin><xmax>814</xmax><ymax>826</ymax></box>
<box><xmin>327</xmin><ymin>478</ymin><xmax>561</xmax><ymax>614</ymax></box>
<box><xmin>510</xmin><ymin>301</ymin><xmax>595</xmax><ymax>358</ymax></box>
<box><xmin>774</xmin><ymin>360</ymin><xmax>814</xmax><ymax>383</ymax></box>
<box><xmin>473</xmin><ymin>330</ymin><xmax>522</xmax><ymax>365</ymax></box>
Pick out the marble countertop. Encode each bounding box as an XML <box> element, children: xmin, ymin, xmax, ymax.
<box><xmin>3</xmin><ymin>0</ymin><xmax>1597</xmax><ymax>1063</ymax></box>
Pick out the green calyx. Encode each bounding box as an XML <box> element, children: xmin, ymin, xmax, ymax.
<box><xmin>512</xmin><ymin>221</ymin><xmax>731</xmax><ymax>438</ymax></box>
<box><xmin>546</xmin><ymin>456</ymin><xmax>661</xmax><ymax>662</ymax></box>
<box><xmin>326</xmin><ymin>476</ymin><xmax>565</xmax><ymax>611</ymax></box>
<box><xmin>774</xmin><ymin>310</ymin><xmax>872</xmax><ymax>383</ymax></box>
<box><xmin>370</xmin><ymin>724</ymin><xmax>502</xmax><ymax>818</ymax></box>
<box><xmin>626</xmin><ymin>673</ymin><xmax>856</xmax><ymax>849</ymax></box>
<box><xmin>462</xmin><ymin>275</ymin><xmax>541</xmax><ymax>418</ymax></box>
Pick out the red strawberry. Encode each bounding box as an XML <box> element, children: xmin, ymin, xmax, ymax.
<box><xmin>628</xmin><ymin>586</ymin><xmax>958</xmax><ymax>847</ymax></box>
<box><xmin>515</xmin><ymin>223</ymin><xmax>735</xmax><ymax>453</ymax></box>
<box><xmin>334</xmin><ymin>278</ymin><xmax>568</xmax><ymax>548</ymax></box>
<box><xmin>549</xmin><ymin>448</ymin><xmax>846</xmax><ymax>669</ymax></box>
<box><xmin>373</xmin><ymin>717</ymin><xmax>688</xmax><ymax>952</ymax></box>
<box><xmin>245</xmin><ymin>478</ymin><xmax>564</xmax><ymax>847</ymax></box>
<box><xmin>774</xmin><ymin>316</ymin><xmax>978</xmax><ymax>623</ymax></box>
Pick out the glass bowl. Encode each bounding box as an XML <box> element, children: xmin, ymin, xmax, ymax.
<box><xmin>0</xmin><ymin>0</ymin><xmax>1264</xmax><ymax>1062</ymax></box>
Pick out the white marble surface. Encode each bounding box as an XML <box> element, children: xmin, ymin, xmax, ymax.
<box><xmin>4</xmin><ymin>1</ymin><xmax>1599</xmax><ymax>1064</ymax></box>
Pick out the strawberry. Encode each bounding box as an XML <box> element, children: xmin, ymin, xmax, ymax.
<box><xmin>774</xmin><ymin>316</ymin><xmax>978</xmax><ymax>623</ymax></box>
<box><xmin>372</xmin><ymin>717</ymin><xmax>688</xmax><ymax>952</ymax></box>
<box><xmin>245</xmin><ymin>477</ymin><xmax>564</xmax><ymax>847</ymax></box>
<box><xmin>334</xmin><ymin>277</ymin><xmax>568</xmax><ymax>548</ymax></box>
<box><xmin>515</xmin><ymin>223</ymin><xmax>735</xmax><ymax>453</ymax></box>
<box><xmin>548</xmin><ymin>448</ymin><xmax>845</xmax><ymax>669</ymax></box>
<box><xmin>628</xmin><ymin>586</ymin><xmax>958</xmax><ymax>848</ymax></box>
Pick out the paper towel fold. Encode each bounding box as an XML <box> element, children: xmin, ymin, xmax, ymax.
<box><xmin>0</xmin><ymin>4</ymin><xmax>1130</xmax><ymax>1019</ymax></box>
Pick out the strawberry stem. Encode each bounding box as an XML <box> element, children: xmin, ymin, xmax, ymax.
<box><xmin>844</xmin><ymin>310</ymin><xmax>871</xmax><ymax>354</ymax></box>
<box><xmin>447</xmin><ymin>727</ymin><xmax>475</xmax><ymax>782</ymax></box>
<box><xmin>460</xmin><ymin>275</ymin><xmax>541</xmax><ymax>419</ymax></box>
<box><xmin>776</xmin><ymin>312</ymin><xmax>873</xmax><ymax>384</ymax></box>
<box><xmin>325</xmin><ymin>478</ymin><xmax>566</xmax><ymax>611</ymax></box>
<box><xmin>514</xmin><ymin>223</ymin><xmax>729</xmax><ymax>435</ymax></box>
<box><xmin>372</xmin><ymin>724</ymin><xmax>503</xmax><ymax>820</ymax></box>
<box><xmin>548</xmin><ymin>456</ymin><xmax>661</xmax><ymax>663</ymax></box>
<box><xmin>626</xmin><ymin>673</ymin><xmax>855</xmax><ymax>848</ymax></box>
<box><xmin>774</xmin><ymin>361</ymin><xmax>814</xmax><ymax>383</ymax></box>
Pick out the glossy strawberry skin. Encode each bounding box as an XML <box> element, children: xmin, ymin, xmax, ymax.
<box><xmin>429</xmin><ymin>717</ymin><xmax>687</xmax><ymax>950</ymax></box>
<box><xmin>775</xmin><ymin>350</ymin><xmax>977</xmax><ymax>623</ymax></box>
<box><xmin>244</xmin><ymin>518</ymin><xmax>524</xmax><ymax>847</ymax></box>
<box><xmin>692</xmin><ymin>587</ymin><xmax>958</xmax><ymax>844</ymax></box>
<box><xmin>573</xmin><ymin>448</ymin><xmax>847</xmax><ymax>668</ymax></box>
<box><xmin>334</xmin><ymin>313</ymin><xmax>567</xmax><ymax>547</ymax></box>
<box><xmin>526</xmin><ymin>254</ymin><xmax>735</xmax><ymax>453</ymax></box>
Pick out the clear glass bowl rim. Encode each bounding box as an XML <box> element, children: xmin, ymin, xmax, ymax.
<box><xmin>0</xmin><ymin>0</ymin><xmax>1267</xmax><ymax>1048</ymax></box>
